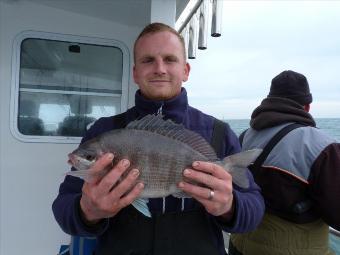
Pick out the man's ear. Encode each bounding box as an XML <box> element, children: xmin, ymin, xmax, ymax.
<box><xmin>183</xmin><ymin>63</ymin><xmax>191</xmax><ymax>82</ymax></box>
<box><xmin>304</xmin><ymin>104</ymin><xmax>310</xmax><ymax>112</ymax></box>
<box><xmin>132</xmin><ymin>65</ymin><xmax>138</xmax><ymax>83</ymax></box>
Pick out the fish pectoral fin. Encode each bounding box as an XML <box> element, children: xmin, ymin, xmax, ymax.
<box><xmin>132</xmin><ymin>198</ymin><xmax>151</xmax><ymax>218</ymax></box>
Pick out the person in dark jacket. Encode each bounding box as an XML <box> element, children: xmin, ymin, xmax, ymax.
<box><xmin>52</xmin><ymin>22</ymin><xmax>265</xmax><ymax>255</ymax></box>
<box><xmin>229</xmin><ymin>70</ymin><xmax>340</xmax><ymax>255</ymax></box>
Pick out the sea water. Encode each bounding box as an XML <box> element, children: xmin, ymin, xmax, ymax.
<box><xmin>226</xmin><ymin>118</ymin><xmax>340</xmax><ymax>141</ymax></box>
<box><xmin>225</xmin><ymin>118</ymin><xmax>340</xmax><ymax>254</ymax></box>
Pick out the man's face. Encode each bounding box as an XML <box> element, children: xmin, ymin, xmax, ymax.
<box><xmin>133</xmin><ymin>31</ymin><xmax>190</xmax><ymax>101</ymax></box>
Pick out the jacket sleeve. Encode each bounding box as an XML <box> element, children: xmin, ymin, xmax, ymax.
<box><xmin>309</xmin><ymin>143</ymin><xmax>340</xmax><ymax>230</ymax></box>
<box><xmin>52</xmin><ymin>176</ymin><xmax>109</xmax><ymax>236</ymax></box>
<box><xmin>216</xmin><ymin>125</ymin><xmax>265</xmax><ymax>233</ymax></box>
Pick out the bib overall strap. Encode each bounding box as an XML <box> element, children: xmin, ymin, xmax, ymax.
<box><xmin>211</xmin><ymin>118</ymin><xmax>227</xmax><ymax>158</ymax></box>
<box><xmin>252</xmin><ymin>123</ymin><xmax>305</xmax><ymax>170</ymax></box>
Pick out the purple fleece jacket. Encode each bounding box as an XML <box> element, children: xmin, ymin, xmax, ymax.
<box><xmin>52</xmin><ymin>88</ymin><xmax>265</xmax><ymax>255</ymax></box>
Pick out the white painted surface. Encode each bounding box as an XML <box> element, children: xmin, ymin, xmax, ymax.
<box><xmin>151</xmin><ymin>0</ymin><xmax>176</xmax><ymax>26</ymax></box>
<box><xmin>0</xmin><ymin>1</ymin><xmax>144</xmax><ymax>254</ymax></box>
<box><xmin>0</xmin><ymin>0</ymin><xmax>186</xmax><ymax>254</ymax></box>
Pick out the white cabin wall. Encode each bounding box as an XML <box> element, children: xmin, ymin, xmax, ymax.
<box><xmin>150</xmin><ymin>0</ymin><xmax>176</xmax><ymax>26</ymax></box>
<box><xmin>0</xmin><ymin>1</ymin><xmax>143</xmax><ymax>254</ymax></box>
<box><xmin>0</xmin><ymin>3</ymin><xmax>4</xmax><ymax>254</ymax></box>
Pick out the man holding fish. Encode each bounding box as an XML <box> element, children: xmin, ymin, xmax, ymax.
<box><xmin>53</xmin><ymin>23</ymin><xmax>265</xmax><ymax>255</ymax></box>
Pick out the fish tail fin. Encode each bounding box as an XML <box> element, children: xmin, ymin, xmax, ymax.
<box><xmin>220</xmin><ymin>149</ymin><xmax>262</xmax><ymax>189</ymax></box>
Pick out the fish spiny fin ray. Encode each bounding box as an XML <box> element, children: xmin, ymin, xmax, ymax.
<box><xmin>127</xmin><ymin>114</ymin><xmax>218</xmax><ymax>160</ymax></box>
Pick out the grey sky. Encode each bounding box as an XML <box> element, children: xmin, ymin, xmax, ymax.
<box><xmin>184</xmin><ymin>0</ymin><xmax>340</xmax><ymax>119</ymax></box>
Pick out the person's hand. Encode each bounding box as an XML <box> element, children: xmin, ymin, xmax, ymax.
<box><xmin>79</xmin><ymin>153</ymin><xmax>144</xmax><ymax>224</ymax></box>
<box><xmin>178</xmin><ymin>161</ymin><xmax>234</xmax><ymax>220</ymax></box>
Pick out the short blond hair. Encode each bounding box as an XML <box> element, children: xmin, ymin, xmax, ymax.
<box><xmin>133</xmin><ymin>22</ymin><xmax>186</xmax><ymax>62</ymax></box>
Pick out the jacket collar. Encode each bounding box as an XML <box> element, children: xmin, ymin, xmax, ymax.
<box><xmin>134</xmin><ymin>88</ymin><xmax>189</xmax><ymax>124</ymax></box>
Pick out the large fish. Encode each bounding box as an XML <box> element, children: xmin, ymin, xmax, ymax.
<box><xmin>67</xmin><ymin>114</ymin><xmax>261</xmax><ymax>198</ymax></box>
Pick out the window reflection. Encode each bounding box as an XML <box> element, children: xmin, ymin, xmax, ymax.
<box><xmin>18</xmin><ymin>92</ymin><xmax>118</xmax><ymax>137</ymax></box>
<box><xmin>17</xmin><ymin>38</ymin><xmax>123</xmax><ymax>137</ymax></box>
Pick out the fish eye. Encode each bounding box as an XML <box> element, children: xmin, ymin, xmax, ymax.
<box><xmin>86</xmin><ymin>155</ymin><xmax>95</xmax><ymax>161</ymax></box>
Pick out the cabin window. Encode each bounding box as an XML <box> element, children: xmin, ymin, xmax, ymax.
<box><xmin>13</xmin><ymin>33</ymin><xmax>129</xmax><ymax>142</ymax></box>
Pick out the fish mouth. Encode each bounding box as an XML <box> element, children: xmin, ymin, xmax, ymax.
<box><xmin>68</xmin><ymin>153</ymin><xmax>94</xmax><ymax>170</ymax></box>
<box><xmin>68</xmin><ymin>153</ymin><xmax>78</xmax><ymax>166</ymax></box>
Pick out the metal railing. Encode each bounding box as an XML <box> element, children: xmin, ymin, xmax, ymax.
<box><xmin>330</xmin><ymin>227</ymin><xmax>340</xmax><ymax>238</ymax></box>
<box><xmin>176</xmin><ymin>0</ymin><xmax>223</xmax><ymax>59</ymax></box>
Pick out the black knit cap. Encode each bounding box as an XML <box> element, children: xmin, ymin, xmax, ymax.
<box><xmin>268</xmin><ymin>70</ymin><xmax>313</xmax><ymax>105</ymax></box>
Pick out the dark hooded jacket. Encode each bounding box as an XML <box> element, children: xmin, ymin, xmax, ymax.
<box><xmin>242</xmin><ymin>97</ymin><xmax>340</xmax><ymax>228</ymax></box>
<box><xmin>52</xmin><ymin>88</ymin><xmax>265</xmax><ymax>255</ymax></box>
<box><xmin>230</xmin><ymin>97</ymin><xmax>340</xmax><ymax>255</ymax></box>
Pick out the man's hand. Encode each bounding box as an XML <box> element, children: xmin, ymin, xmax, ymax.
<box><xmin>79</xmin><ymin>153</ymin><xmax>144</xmax><ymax>224</ymax></box>
<box><xmin>178</xmin><ymin>161</ymin><xmax>234</xmax><ymax>220</ymax></box>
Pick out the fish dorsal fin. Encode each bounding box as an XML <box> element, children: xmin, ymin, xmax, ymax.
<box><xmin>127</xmin><ymin>114</ymin><xmax>217</xmax><ymax>160</ymax></box>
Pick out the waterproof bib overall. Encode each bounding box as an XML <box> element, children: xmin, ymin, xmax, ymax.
<box><xmin>231</xmin><ymin>213</ymin><xmax>334</xmax><ymax>255</ymax></box>
<box><xmin>96</xmin><ymin>206</ymin><xmax>221</xmax><ymax>255</ymax></box>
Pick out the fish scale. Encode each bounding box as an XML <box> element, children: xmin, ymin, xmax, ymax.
<box><xmin>122</xmin><ymin>132</ymin><xmax>205</xmax><ymax>197</ymax></box>
<box><xmin>96</xmin><ymin>127</ymin><xmax>208</xmax><ymax>197</ymax></box>
<box><xmin>67</xmin><ymin>114</ymin><xmax>262</xmax><ymax>198</ymax></box>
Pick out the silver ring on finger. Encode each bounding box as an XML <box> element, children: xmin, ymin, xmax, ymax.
<box><xmin>208</xmin><ymin>189</ymin><xmax>215</xmax><ymax>200</ymax></box>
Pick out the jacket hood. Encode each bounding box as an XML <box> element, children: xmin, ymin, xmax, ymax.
<box><xmin>250</xmin><ymin>97</ymin><xmax>316</xmax><ymax>130</ymax></box>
